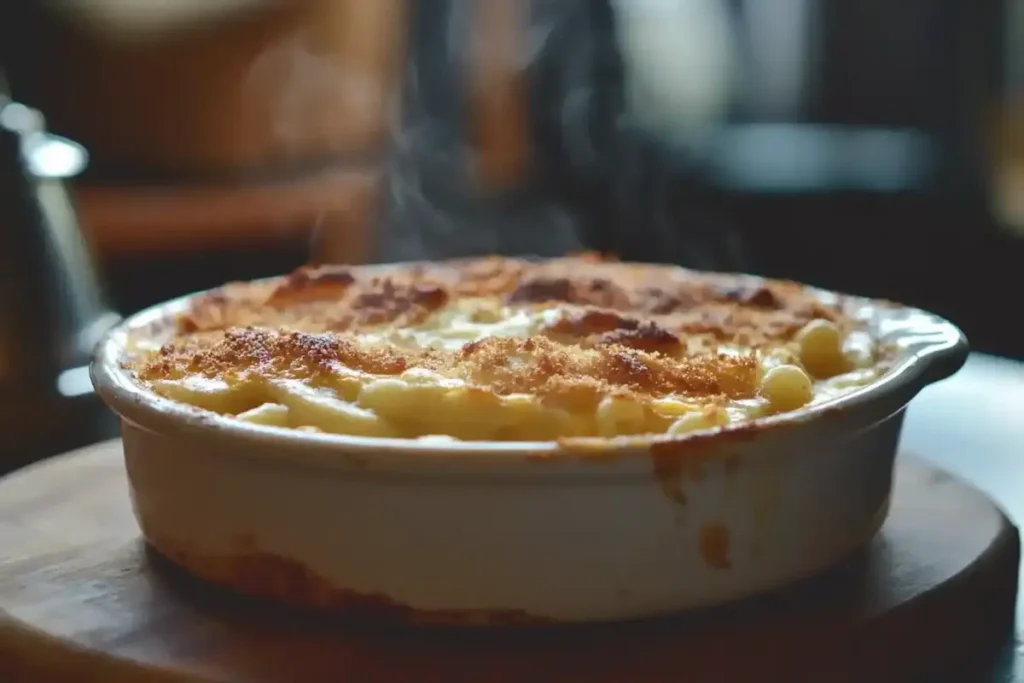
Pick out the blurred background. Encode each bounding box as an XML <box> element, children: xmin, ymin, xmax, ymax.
<box><xmin>0</xmin><ymin>0</ymin><xmax>1021</xmax><ymax>465</ymax></box>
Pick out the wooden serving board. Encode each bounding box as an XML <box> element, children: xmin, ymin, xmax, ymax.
<box><xmin>0</xmin><ymin>440</ymin><xmax>1018</xmax><ymax>683</ymax></box>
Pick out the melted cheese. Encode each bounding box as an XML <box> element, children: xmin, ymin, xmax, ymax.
<box><xmin>130</xmin><ymin>257</ymin><xmax>888</xmax><ymax>442</ymax></box>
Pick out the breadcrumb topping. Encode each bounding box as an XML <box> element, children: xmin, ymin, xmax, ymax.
<box><xmin>132</xmin><ymin>254</ymin><xmax>859</xmax><ymax>406</ymax></box>
<box><xmin>138</xmin><ymin>328</ymin><xmax>759</xmax><ymax>405</ymax></box>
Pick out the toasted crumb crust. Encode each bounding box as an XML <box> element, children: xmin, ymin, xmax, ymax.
<box><xmin>132</xmin><ymin>254</ymin><xmax>858</xmax><ymax>404</ymax></box>
<box><xmin>138</xmin><ymin>329</ymin><xmax>760</xmax><ymax>405</ymax></box>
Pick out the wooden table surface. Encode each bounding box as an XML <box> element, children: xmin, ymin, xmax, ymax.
<box><xmin>899</xmin><ymin>353</ymin><xmax>1024</xmax><ymax>681</ymax></box>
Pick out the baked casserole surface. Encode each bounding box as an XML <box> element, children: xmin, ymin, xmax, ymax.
<box><xmin>127</xmin><ymin>255</ymin><xmax>887</xmax><ymax>441</ymax></box>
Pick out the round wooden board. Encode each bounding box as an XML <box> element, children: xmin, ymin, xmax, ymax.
<box><xmin>0</xmin><ymin>441</ymin><xmax>1018</xmax><ymax>683</ymax></box>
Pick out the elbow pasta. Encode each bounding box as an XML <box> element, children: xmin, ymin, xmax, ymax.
<box><xmin>132</xmin><ymin>257</ymin><xmax>889</xmax><ymax>442</ymax></box>
<box><xmin>759</xmin><ymin>364</ymin><xmax>813</xmax><ymax>413</ymax></box>
<box><xmin>141</xmin><ymin>313</ymin><xmax>882</xmax><ymax>441</ymax></box>
<box><xmin>794</xmin><ymin>318</ymin><xmax>846</xmax><ymax>378</ymax></box>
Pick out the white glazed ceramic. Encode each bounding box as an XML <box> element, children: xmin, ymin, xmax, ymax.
<box><xmin>91</xmin><ymin>266</ymin><xmax>969</xmax><ymax>624</ymax></box>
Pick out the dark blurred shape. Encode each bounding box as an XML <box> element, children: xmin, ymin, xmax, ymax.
<box><xmin>380</xmin><ymin>0</ymin><xmax>746</xmax><ymax>270</ymax></box>
<box><xmin>466</xmin><ymin>0</ymin><xmax>531</xmax><ymax>189</ymax></box>
<box><xmin>0</xmin><ymin>92</ymin><xmax>119</xmax><ymax>467</ymax></box>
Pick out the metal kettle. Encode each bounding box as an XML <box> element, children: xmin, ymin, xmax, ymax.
<box><xmin>0</xmin><ymin>87</ymin><xmax>120</xmax><ymax>457</ymax></box>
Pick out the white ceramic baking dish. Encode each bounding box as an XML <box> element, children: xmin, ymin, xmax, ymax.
<box><xmin>91</xmin><ymin>266</ymin><xmax>968</xmax><ymax>624</ymax></box>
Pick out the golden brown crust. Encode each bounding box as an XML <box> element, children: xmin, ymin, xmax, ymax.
<box><xmin>138</xmin><ymin>328</ymin><xmax>759</xmax><ymax>405</ymax></box>
<box><xmin>133</xmin><ymin>254</ymin><xmax>860</xmax><ymax>405</ymax></box>
<box><xmin>177</xmin><ymin>269</ymin><xmax>451</xmax><ymax>334</ymax></box>
<box><xmin>174</xmin><ymin>254</ymin><xmax>843</xmax><ymax>342</ymax></box>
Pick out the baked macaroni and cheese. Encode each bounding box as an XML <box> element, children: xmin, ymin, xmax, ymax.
<box><xmin>127</xmin><ymin>255</ymin><xmax>888</xmax><ymax>442</ymax></box>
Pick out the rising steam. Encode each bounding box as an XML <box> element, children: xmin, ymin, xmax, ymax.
<box><xmin>238</xmin><ymin>0</ymin><xmax>739</xmax><ymax>267</ymax></box>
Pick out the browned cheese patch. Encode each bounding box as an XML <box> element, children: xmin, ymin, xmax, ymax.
<box><xmin>134</xmin><ymin>254</ymin><xmax>866</xmax><ymax>411</ymax></box>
